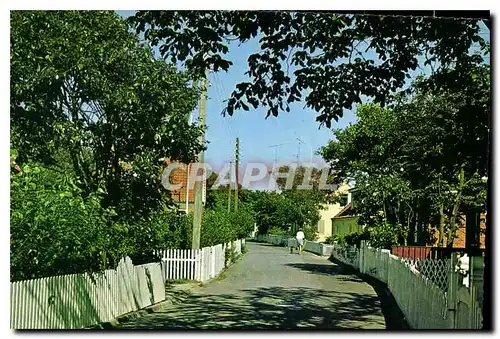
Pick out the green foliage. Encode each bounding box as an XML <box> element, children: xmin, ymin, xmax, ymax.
<box><xmin>334</xmin><ymin>228</ymin><xmax>371</xmax><ymax>248</ymax></box>
<box><xmin>11</xmin><ymin>10</ymin><xmax>204</xmax><ymax>223</ymax></box>
<box><xmin>244</xmin><ymin>168</ymin><xmax>326</xmax><ymax>242</ymax></box>
<box><xmin>267</xmin><ymin>227</ymin><xmax>289</xmax><ymax>236</ymax></box>
<box><xmin>10</xmin><ymin>163</ymin><xmax>125</xmax><ymax>281</ymax></box>
<box><xmin>126</xmin><ymin>209</ymin><xmax>191</xmax><ymax>265</ymax></box>
<box><xmin>129</xmin><ymin>11</ymin><xmax>488</xmax><ymax>127</ymax></box>
<box><xmin>199</xmin><ymin>207</ymin><xmax>255</xmax><ymax>248</ymax></box>
<box><xmin>320</xmin><ymin>65</ymin><xmax>489</xmax><ymax>247</ymax></box>
<box><xmin>10</xmin><ymin>11</ymin><xmax>206</xmax><ymax>279</ymax></box>
<box><xmin>366</xmin><ymin>223</ymin><xmax>407</xmax><ymax>250</ymax></box>
<box><xmin>10</xmin><ymin>160</ymin><xmax>193</xmax><ymax>280</ymax></box>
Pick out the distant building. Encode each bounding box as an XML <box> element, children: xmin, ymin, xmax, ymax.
<box><xmin>163</xmin><ymin>159</ymin><xmax>205</xmax><ymax>213</ymax></box>
<box><xmin>316</xmin><ymin>183</ymin><xmax>354</xmax><ymax>242</ymax></box>
<box><xmin>428</xmin><ymin>213</ymin><xmax>486</xmax><ymax>248</ymax></box>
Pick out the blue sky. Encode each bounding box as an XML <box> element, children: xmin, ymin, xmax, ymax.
<box><xmin>116</xmin><ymin>11</ymin><xmax>490</xmax><ymax>179</ymax></box>
<box><xmin>116</xmin><ymin>10</ymin><xmax>355</xmax><ymax>169</ymax></box>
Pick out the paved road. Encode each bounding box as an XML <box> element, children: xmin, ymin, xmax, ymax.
<box><xmin>118</xmin><ymin>242</ymin><xmax>387</xmax><ymax>329</ymax></box>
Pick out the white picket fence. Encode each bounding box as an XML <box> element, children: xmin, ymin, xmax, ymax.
<box><xmin>10</xmin><ymin>239</ymin><xmax>245</xmax><ymax>329</ymax></box>
<box><xmin>157</xmin><ymin>239</ymin><xmax>244</xmax><ymax>283</ymax></box>
<box><xmin>336</xmin><ymin>243</ymin><xmax>483</xmax><ymax>329</ymax></box>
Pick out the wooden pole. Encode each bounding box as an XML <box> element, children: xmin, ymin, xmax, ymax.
<box><xmin>192</xmin><ymin>76</ymin><xmax>207</xmax><ymax>250</ymax></box>
<box><xmin>234</xmin><ymin>137</ymin><xmax>239</xmax><ymax>211</ymax></box>
<box><xmin>228</xmin><ymin>161</ymin><xmax>232</xmax><ymax>212</ymax></box>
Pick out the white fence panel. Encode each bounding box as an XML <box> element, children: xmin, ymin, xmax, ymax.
<box><xmin>11</xmin><ymin>239</ymin><xmax>245</xmax><ymax>329</ymax></box>
<box><xmin>234</xmin><ymin>239</ymin><xmax>242</xmax><ymax>255</ymax></box>
<box><xmin>160</xmin><ymin>248</ymin><xmax>201</xmax><ymax>282</ymax></box>
<box><xmin>330</xmin><ymin>242</ymin><xmax>483</xmax><ymax>329</ymax></box>
<box><xmin>303</xmin><ymin>241</ymin><xmax>324</xmax><ymax>255</ymax></box>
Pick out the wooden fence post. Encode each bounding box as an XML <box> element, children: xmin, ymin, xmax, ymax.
<box><xmin>359</xmin><ymin>241</ymin><xmax>365</xmax><ymax>274</ymax></box>
<box><xmin>447</xmin><ymin>254</ymin><xmax>459</xmax><ymax>329</ymax></box>
<box><xmin>469</xmin><ymin>255</ymin><xmax>484</xmax><ymax>308</ymax></box>
<box><xmin>211</xmin><ymin>246</ymin><xmax>216</xmax><ymax>278</ymax></box>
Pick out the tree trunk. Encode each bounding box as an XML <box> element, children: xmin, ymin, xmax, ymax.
<box><xmin>405</xmin><ymin>202</ymin><xmax>416</xmax><ymax>246</ymax></box>
<box><xmin>382</xmin><ymin>191</ymin><xmax>388</xmax><ymax>223</ymax></box>
<box><xmin>438</xmin><ymin>202</ymin><xmax>445</xmax><ymax>247</ymax></box>
<box><xmin>447</xmin><ymin>166</ymin><xmax>465</xmax><ymax>248</ymax></box>
<box><xmin>415</xmin><ymin>199</ymin><xmax>426</xmax><ymax>245</ymax></box>
<box><xmin>465</xmin><ymin>210</ymin><xmax>481</xmax><ymax>249</ymax></box>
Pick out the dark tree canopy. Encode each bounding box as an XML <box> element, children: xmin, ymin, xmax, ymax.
<box><xmin>128</xmin><ymin>11</ymin><xmax>489</xmax><ymax>127</ymax></box>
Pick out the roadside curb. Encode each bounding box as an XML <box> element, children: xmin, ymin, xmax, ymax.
<box><xmin>87</xmin><ymin>283</ymin><xmax>197</xmax><ymax>329</ymax></box>
<box><xmin>87</xmin><ymin>250</ymin><xmax>249</xmax><ymax>329</ymax></box>
<box><xmin>328</xmin><ymin>256</ymin><xmax>410</xmax><ymax>330</ymax></box>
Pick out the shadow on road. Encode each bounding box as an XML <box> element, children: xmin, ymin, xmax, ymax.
<box><xmin>118</xmin><ymin>286</ymin><xmax>386</xmax><ymax>329</ymax></box>
<box><xmin>284</xmin><ymin>262</ymin><xmax>362</xmax><ymax>282</ymax></box>
<box><xmin>285</xmin><ymin>260</ymin><xmax>409</xmax><ymax>330</ymax></box>
<box><xmin>328</xmin><ymin>257</ymin><xmax>410</xmax><ymax>330</ymax></box>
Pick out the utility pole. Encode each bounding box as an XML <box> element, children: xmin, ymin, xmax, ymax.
<box><xmin>296</xmin><ymin>137</ymin><xmax>304</xmax><ymax>166</ymax></box>
<box><xmin>228</xmin><ymin>161</ymin><xmax>232</xmax><ymax>212</ymax></box>
<box><xmin>269</xmin><ymin>143</ymin><xmax>284</xmax><ymax>192</ymax></box>
<box><xmin>185</xmin><ymin>112</ymin><xmax>194</xmax><ymax>214</ymax></box>
<box><xmin>185</xmin><ymin>163</ymin><xmax>190</xmax><ymax>214</ymax></box>
<box><xmin>234</xmin><ymin>137</ymin><xmax>239</xmax><ymax>211</ymax></box>
<box><xmin>269</xmin><ymin>143</ymin><xmax>284</xmax><ymax>165</ymax></box>
<box><xmin>192</xmin><ymin>76</ymin><xmax>207</xmax><ymax>250</ymax></box>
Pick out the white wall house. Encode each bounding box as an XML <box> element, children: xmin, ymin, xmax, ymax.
<box><xmin>316</xmin><ymin>183</ymin><xmax>352</xmax><ymax>242</ymax></box>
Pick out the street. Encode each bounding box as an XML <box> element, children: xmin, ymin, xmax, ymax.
<box><xmin>117</xmin><ymin>242</ymin><xmax>387</xmax><ymax>329</ymax></box>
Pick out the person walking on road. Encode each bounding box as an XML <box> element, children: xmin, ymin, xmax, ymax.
<box><xmin>296</xmin><ymin>228</ymin><xmax>305</xmax><ymax>255</ymax></box>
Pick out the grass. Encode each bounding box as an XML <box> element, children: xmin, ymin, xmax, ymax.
<box><xmin>166</xmin><ymin>279</ymin><xmax>196</xmax><ymax>285</ymax></box>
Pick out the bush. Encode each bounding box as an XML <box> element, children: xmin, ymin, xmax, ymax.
<box><xmin>367</xmin><ymin>222</ymin><xmax>407</xmax><ymax>249</ymax></box>
<box><xmin>10</xmin><ymin>161</ymin><xmax>193</xmax><ymax>280</ymax></box>
<box><xmin>199</xmin><ymin>206</ymin><xmax>255</xmax><ymax>248</ymax></box>
<box><xmin>126</xmin><ymin>209</ymin><xmax>191</xmax><ymax>265</ymax></box>
<box><xmin>325</xmin><ymin>235</ymin><xmax>335</xmax><ymax>244</ymax></box>
<box><xmin>230</xmin><ymin>206</ymin><xmax>256</xmax><ymax>239</ymax></box>
<box><xmin>10</xmin><ymin>163</ymin><xmax>127</xmax><ymax>281</ymax></box>
<box><xmin>328</xmin><ymin>222</ymin><xmax>406</xmax><ymax>250</ymax></box>
<box><xmin>267</xmin><ymin>226</ymin><xmax>290</xmax><ymax>236</ymax></box>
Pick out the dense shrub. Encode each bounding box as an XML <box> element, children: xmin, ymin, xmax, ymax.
<box><xmin>331</xmin><ymin>222</ymin><xmax>407</xmax><ymax>250</ymax></box>
<box><xmin>199</xmin><ymin>207</ymin><xmax>255</xmax><ymax>248</ymax></box>
<box><xmin>267</xmin><ymin>227</ymin><xmax>289</xmax><ymax>236</ymax></box>
<box><xmin>126</xmin><ymin>209</ymin><xmax>191</xmax><ymax>265</ymax></box>
<box><xmin>10</xmin><ymin>163</ymin><xmax>127</xmax><ymax>281</ymax></box>
<box><xmin>366</xmin><ymin>222</ymin><xmax>407</xmax><ymax>249</ymax></box>
<box><xmin>329</xmin><ymin>222</ymin><xmax>406</xmax><ymax>250</ymax></box>
<box><xmin>10</xmin><ymin>162</ymin><xmax>193</xmax><ymax>280</ymax></box>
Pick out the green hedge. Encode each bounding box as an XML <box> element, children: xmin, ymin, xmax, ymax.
<box><xmin>198</xmin><ymin>206</ymin><xmax>255</xmax><ymax>248</ymax></box>
<box><xmin>10</xmin><ymin>163</ymin><xmax>192</xmax><ymax>281</ymax></box>
<box><xmin>10</xmin><ymin>164</ymin><xmax>126</xmax><ymax>281</ymax></box>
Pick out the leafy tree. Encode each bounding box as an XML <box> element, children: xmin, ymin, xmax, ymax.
<box><xmin>10</xmin><ymin>11</ymin><xmax>206</xmax><ymax>279</ymax></box>
<box><xmin>10</xmin><ymin>162</ymin><xmax>127</xmax><ymax>281</ymax></box>
<box><xmin>244</xmin><ymin>166</ymin><xmax>334</xmax><ymax>241</ymax></box>
<box><xmin>128</xmin><ymin>11</ymin><xmax>489</xmax><ymax>127</ymax></box>
<box><xmin>319</xmin><ymin>65</ymin><xmax>489</xmax><ymax>247</ymax></box>
<box><xmin>11</xmin><ymin>10</ymin><xmax>204</xmax><ymax>222</ymax></box>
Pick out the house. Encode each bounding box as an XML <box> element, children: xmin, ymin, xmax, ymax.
<box><xmin>162</xmin><ymin>159</ymin><xmax>201</xmax><ymax>213</ymax></box>
<box><xmin>315</xmin><ymin>183</ymin><xmax>353</xmax><ymax>242</ymax></box>
<box><xmin>331</xmin><ymin>202</ymin><xmax>361</xmax><ymax>237</ymax></box>
<box><xmin>428</xmin><ymin>213</ymin><xmax>486</xmax><ymax>249</ymax></box>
